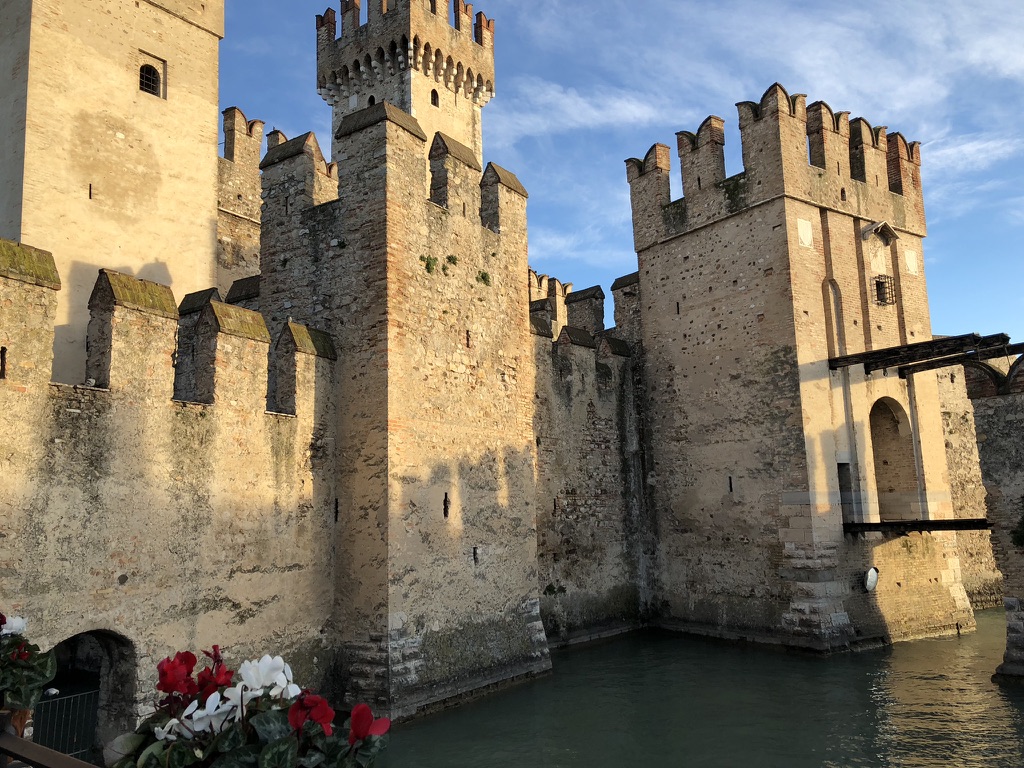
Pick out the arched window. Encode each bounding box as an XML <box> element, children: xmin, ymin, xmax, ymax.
<box><xmin>139</xmin><ymin>64</ymin><xmax>161</xmax><ymax>96</ymax></box>
<box><xmin>431</xmin><ymin>89</ymin><xmax>439</xmax><ymax>107</ymax></box>
<box><xmin>367</xmin><ymin>95</ymin><xmax>376</xmax><ymax>106</ymax></box>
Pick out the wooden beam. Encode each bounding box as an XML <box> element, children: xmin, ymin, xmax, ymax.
<box><xmin>898</xmin><ymin>342</ymin><xmax>1024</xmax><ymax>378</ymax></box>
<box><xmin>843</xmin><ymin>518</ymin><xmax>990</xmax><ymax>535</ymax></box>
<box><xmin>828</xmin><ymin>332</ymin><xmax>1012</xmax><ymax>372</ymax></box>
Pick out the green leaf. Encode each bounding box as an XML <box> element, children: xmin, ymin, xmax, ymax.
<box><xmin>216</xmin><ymin>723</ymin><xmax>248</xmax><ymax>753</ymax></box>
<box><xmin>105</xmin><ymin>733</ymin><xmax>147</xmax><ymax>767</ymax></box>
<box><xmin>210</xmin><ymin>745</ymin><xmax>261</xmax><ymax>768</ymax></box>
<box><xmin>297</xmin><ymin>753</ymin><xmax>325</xmax><ymax>768</ymax></box>
<box><xmin>136</xmin><ymin>740</ymin><xmax>165</xmax><ymax>768</ymax></box>
<box><xmin>251</xmin><ymin>710</ymin><xmax>293</xmax><ymax>744</ymax></box>
<box><xmin>258</xmin><ymin>736</ymin><xmax>299</xmax><ymax>768</ymax></box>
<box><xmin>164</xmin><ymin>742</ymin><xmax>200</xmax><ymax>768</ymax></box>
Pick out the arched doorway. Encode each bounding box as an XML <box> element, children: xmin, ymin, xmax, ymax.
<box><xmin>869</xmin><ymin>398</ymin><xmax>920</xmax><ymax>522</ymax></box>
<box><xmin>35</xmin><ymin>631</ymin><xmax>136</xmax><ymax>760</ymax></box>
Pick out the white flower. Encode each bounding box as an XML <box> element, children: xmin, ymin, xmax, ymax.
<box><xmin>223</xmin><ymin>682</ymin><xmax>261</xmax><ymax>718</ymax></box>
<box><xmin>153</xmin><ymin>719</ymin><xmax>182</xmax><ymax>742</ymax></box>
<box><xmin>1</xmin><ymin>616</ymin><xmax>27</xmax><ymax>636</ymax></box>
<box><xmin>183</xmin><ymin>691</ymin><xmax>237</xmax><ymax>734</ymax></box>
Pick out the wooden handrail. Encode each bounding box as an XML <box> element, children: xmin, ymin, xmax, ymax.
<box><xmin>0</xmin><ymin>732</ymin><xmax>97</xmax><ymax>768</ymax></box>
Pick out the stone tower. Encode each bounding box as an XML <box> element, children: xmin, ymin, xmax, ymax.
<box><xmin>316</xmin><ymin>0</ymin><xmax>495</xmax><ymax>165</ymax></box>
<box><xmin>255</xmin><ymin>0</ymin><xmax>548</xmax><ymax>718</ymax></box>
<box><xmin>0</xmin><ymin>0</ymin><xmax>223</xmax><ymax>382</ymax></box>
<box><xmin>626</xmin><ymin>84</ymin><xmax>973</xmax><ymax>650</ymax></box>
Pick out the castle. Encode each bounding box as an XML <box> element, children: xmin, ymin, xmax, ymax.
<box><xmin>2</xmin><ymin>0</ymin><xmax>1023</xmax><ymax>749</ymax></box>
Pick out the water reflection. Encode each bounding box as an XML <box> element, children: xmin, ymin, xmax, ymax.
<box><xmin>379</xmin><ymin>611</ymin><xmax>1024</xmax><ymax>767</ymax></box>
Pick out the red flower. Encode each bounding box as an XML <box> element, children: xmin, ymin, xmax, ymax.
<box><xmin>0</xmin><ymin>613</ymin><xmax>6</xmax><ymax>630</ymax></box>
<box><xmin>348</xmin><ymin>703</ymin><xmax>390</xmax><ymax>746</ymax></box>
<box><xmin>9</xmin><ymin>642</ymin><xmax>30</xmax><ymax>662</ymax></box>
<box><xmin>156</xmin><ymin>651</ymin><xmax>199</xmax><ymax>695</ymax></box>
<box><xmin>288</xmin><ymin>692</ymin><xmax>335</xmax><ymax>737</ymax></box>
<box><xmin>197</xmin><ymin>646</ymin><xmax>234</xmax><ymax>698</ymax></box>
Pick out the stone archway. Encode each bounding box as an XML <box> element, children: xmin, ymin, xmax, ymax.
<box><xmin>869</xmin><ymin>398</ymin><xmax>920</xmax><ymax>522</ymax></box>
<box><xmin>36</xmin><ymin>631</ymin><xmax>137</xmax><ymax>759</ymax></box>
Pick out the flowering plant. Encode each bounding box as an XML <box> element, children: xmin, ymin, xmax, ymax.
<box><xmin>0</xmin><ymin>611</ymin><xmax>57</xmax><ymax>711</ymax></box>
<box><xmin>105</xmin><ymin>646</ymin><xmax>390</xmax><ymax>768</ymax></box>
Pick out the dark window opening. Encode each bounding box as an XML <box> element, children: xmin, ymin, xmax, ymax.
<box><xmin>696</xmin><ymin>176</ymin><xmax>702</xmax><ymax>190</ymax></box>
<box><xmin>443</xmin><ymin>493</ymin><xmax>450</xmax><ymax>519</ymax></box>
<box><xmin>472</xmin><ymin>546</ymin><xmax>479</xmax><ymax>565</ymax></box>
<box><xmin>874</xmin><ymin>274</ymin><xmax>896</xmax><ymax>306</ymax></box>
<box><xmin>367</xmin><ymin>95</ymin><xmax>376</xmax><ymax>106</ymax></box>
<box><xmin>841</xmin><ymin>188</ymin><xmax>847</xmax><ymax>202</ymax></box>
<box><xmin>89</xmin><ymin>183</ymin><xmax>93</xmax><ymax>200</ymax></box>
<box><xmin>466</xmin><ymin>330</ymin><xmax>471</xmax><ymax>348</ymax></box>
<box><xmin>431</xmin><ymin>89</ymin><xmax>439</xmax><ymax>107</ymax></box>
<box><xmin>676</xmin><ymin>301</ymin><xmax>680</xmax><ymax>315</ymax></box>
<box><xmin>334</xmin><ymin>499</ymin><xmax>339</xmax><ymax>523</ymax></box>
<box><xmin>951</xmin><ymin>373</ymin><xmax>956</xmax><ymax>385</ymax></box>
<box><xmin>0</xmin><ymin>347</ymin><xmax>6</xmax><ymax>379</ymax></box>
<box><xmin>728</xmin><ymin>476</ymin><xmax>734</xmax><ymax>493</ymax></box>
<box><xmin>139</xmin><ymin>64</ymin><xmax>161</xmax><ymax>96</ymax></box>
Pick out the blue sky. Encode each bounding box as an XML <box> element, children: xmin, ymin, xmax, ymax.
<box><xmin>221</xmin><ymin>0</ymin><xmax>1024</xmax><ymax>342</ymax></box>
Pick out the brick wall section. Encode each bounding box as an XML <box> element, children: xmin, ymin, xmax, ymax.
<box><xmin>937</xmin><ymin>366</ymin><xmax>1002</xmax><ymax>608</ymax></box>
<box><xmin>217</xmin><ymin>108</ymin><xmax>264</xmax><ymax>295</ymax></box>
<box><xmin>625</xmin><ymin>83</ymin><xmax>973</xmax><ymax>649</ymax></box>
<box><xmin>0</xmin><ymin>247</ymin><xmax>338</xmax><ymax>737</ymax></box>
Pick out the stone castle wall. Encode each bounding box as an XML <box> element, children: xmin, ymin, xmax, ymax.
<box><xmin>217</xmin><ymin>108</ymin><xmax>264</xmax><ymax>295</ymax></box>
<box><xmin>0</xmin><ymin>0</ymin><xmax>223</xmax><ymax>383</ymax></box>
<box><xmin>0</xmin><ymin>242</ymin><xmax>337</xmax><ymax>735</ymax></box>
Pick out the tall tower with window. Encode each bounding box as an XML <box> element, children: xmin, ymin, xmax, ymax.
<box><xmin>0</xmin><ymin>0</ymin><xmax>223</xmax><ymax>382</ymax></box>
<box><xmin>316</xmin><ymin>0</ymin><xmax>496</xmax><ymax>166</ymax></box>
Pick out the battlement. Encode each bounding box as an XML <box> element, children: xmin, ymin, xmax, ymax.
<box><xmin>222</xmin><ymin>106</ymin><xmax>265</xmax><ymax>166</ymax></box>
<box><xmin>0</xmin><ymin>242</ymin><xmax>335</xmax><ymax>419</ymax></box>
<box><xmin>626</xmin><ymin>84</ymin><xmax>927</xmax><ymax>251</ymax></box>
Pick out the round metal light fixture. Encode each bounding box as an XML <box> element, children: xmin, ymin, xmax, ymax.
<box><xmin>865</xmin><ymin>567</ymin><xmax>880</xmax><ymax>592</ymax></box>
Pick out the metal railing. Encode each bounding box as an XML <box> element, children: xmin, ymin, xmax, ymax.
<box><xmin>33</xmin><ymin>691</ymin><xmax>100</xmax><ymax>761</ymax></box>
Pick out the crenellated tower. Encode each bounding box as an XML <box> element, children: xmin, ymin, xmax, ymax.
<box><xmin>624</xmin><ymin>83</ymin><xmax>970</xmax><ymax>652</ymax></box>
<box><xmin>316</xmin><ymin>0</ymin><xmax>496</xmax><ymax>165</ymax></box>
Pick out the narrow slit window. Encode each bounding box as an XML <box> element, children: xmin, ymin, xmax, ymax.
<box><xmin>443</xmin><ymin>493</ymin><xmax>450</xmax><ymax>519</ymax></box>
<box><xmin>472</xmin><ymin>546</ymin><xmax>479</xmax><ymax>565</ymax></box>
<box><xmin>466</xmin><ymin>330</ymin><xmax>471</xmax><ymax>348</ymax></box>
<box><xmin>139</xmin><ymin>64</ymin><xmax>161</xmax><ymax>96</ymax></box>
<box><xmin>0</xmin><ymin>347</ymin><xmax>6</xmax><ymax>379</ymax></box>
<box><xmin>676</xmin><ymin>302</ymin><xmax>680</xmax><ymax>315</ymax></box>
<box><xmin>728</xmin><ymin>476</ymin><xmax>734</xmax><ymax>493</ymax></box>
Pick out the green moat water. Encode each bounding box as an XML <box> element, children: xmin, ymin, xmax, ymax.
<box><xmin>379</xmin><ymin>610</ymin><xmax>1024</xmax><ymax>767</ymax></box>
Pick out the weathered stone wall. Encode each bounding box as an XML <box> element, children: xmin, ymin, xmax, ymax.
<box><xmin>217</xmin><ymin>108</ymin><xmax>264</xmax><ymax>295</ymax></box>
<box><xmin>936</xmin><ymin>366</ymin><xmax>1002</xmax><ymax>608</ymax></box>
<box><xmin>624</xmin><ymin>84</ymin><xmax>973</xmax><ymax>649</ymax></box>
<box><xmin>965</xmin><ymin>356</ymin><xmax>1024</xmax><ymax>681</ymax></box>
<box><xmin>0</xmin><ymin>244</ymin><xmax>337</xmax><ymax>745</ymax></box>
<box><xmin>532</xmin><ymin>326</ymin><xmax>640</xmax><ymax>646</ymax></box>
<box><xmin>4</xmin><ymin>0</ymin><xmax>223</xmax><ymax>383</ymax></box>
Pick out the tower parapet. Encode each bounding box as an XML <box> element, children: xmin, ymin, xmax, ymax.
<box><xmin>316</xmin><ymin>0</ymin><xmax>496</xmax><ymax>163</ymax></box>
<box><xmin>626</xmin><ymin>84</ymin><xmax>927</xmax><ymax>246</ymax></box>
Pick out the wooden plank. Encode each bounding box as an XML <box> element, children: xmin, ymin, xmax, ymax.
<box><xmin>898</xmin><ymin>342</ymin><xmax>1024</xmax><ymax>378</ymax></box>
<box><xmin>843</xmin><ymin>518</ymin><xmax>990</xmax><ymax>535</ymax></box>
<box><xmin>0</xmin><ymin>733</ymin><xmax>96</xmax><ymax>768</ymax></box>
